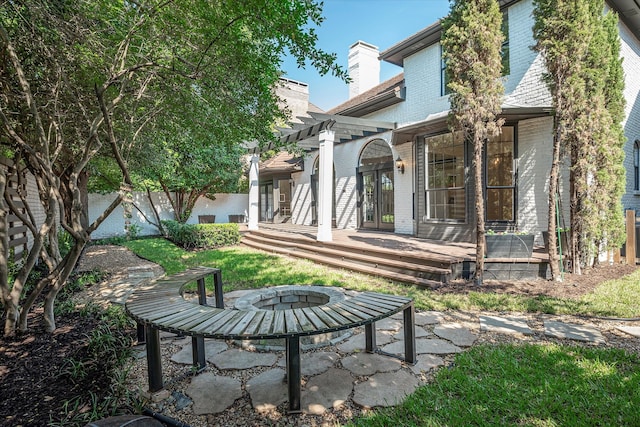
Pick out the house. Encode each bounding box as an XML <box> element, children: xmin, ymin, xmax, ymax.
<box><xmin>253</xmin><ymin>0</ymin><xmax>640</xmax><ymax>247</ymax></box>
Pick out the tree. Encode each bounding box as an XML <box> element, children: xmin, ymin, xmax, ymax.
<box><xmin>533</xmin><ymin>0</ymin><xmax>625</xmax><ymax>276</ymax></box>
<box><xmin>441</xmin><ymin>0</ymin><xmax>505</xmax><ymax>285</ymax></box>
<box><xmin>0</xmin><ymin>0</ymin><xmax>346</xmax><ymax>335</ymax></box>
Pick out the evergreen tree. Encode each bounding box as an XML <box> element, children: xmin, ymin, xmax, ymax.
<box><xmin>533</xmin><ymin>0</ymin><xmax>625</xmax><ymax>276</ymax></box>
<box><xmin>441</xmin><ymin>0</ymin><xmax>505</xmax><ymax>284</ymax></box>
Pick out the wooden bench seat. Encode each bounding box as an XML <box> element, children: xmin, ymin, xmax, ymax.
<box><xmin>125</xmin><ymin>266</ymin><xmax>416</xmax><ymax>413</ymax></box>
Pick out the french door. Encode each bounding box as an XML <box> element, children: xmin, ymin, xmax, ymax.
<box><xmin>361</xmin><ymin>168</ymin><xmax>394</xmax><ymax>230</ymax></box>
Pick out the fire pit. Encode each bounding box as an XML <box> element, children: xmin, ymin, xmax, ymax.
<box><xmin>233</xmin><ymin>285</ymin><xmax>351</xmax><ymax>350</ymax></box>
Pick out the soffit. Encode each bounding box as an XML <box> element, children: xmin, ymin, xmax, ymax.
<box><xmin>608</xmin><ymin>0</ymin><xmax>640</xmax><ymax>39</ymax></box>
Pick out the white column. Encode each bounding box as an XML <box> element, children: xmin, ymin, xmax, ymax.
<box><xmin>317</xmin><ymin>130</ymin><xmax>334</xmax><ymax>242</ymax></box>
<box><xmin>248</xmin><ymin>154</ymin><xmax>259</xmax><ymax>231</ymax></box>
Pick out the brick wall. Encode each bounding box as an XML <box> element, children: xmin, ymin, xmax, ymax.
<box><xmin>620</xmin><ymin>21</ymin><xmax>640</xmax><ymax>213</ymax></box>
<box><xmin>88</xmin><ymin>192</ymin><xmax>248</xmax><ymax>239</ymax></box>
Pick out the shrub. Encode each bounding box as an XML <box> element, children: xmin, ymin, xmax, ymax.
<box><xmin>162</xmin><ymin>220</ymin><xmax>241</xmax><ymax>249</ymax></box>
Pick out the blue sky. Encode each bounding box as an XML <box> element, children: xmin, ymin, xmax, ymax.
<box><xmin>281</xmin><ymin>0</ymin><xmax>451</xmax><ymax>111</ymax></box>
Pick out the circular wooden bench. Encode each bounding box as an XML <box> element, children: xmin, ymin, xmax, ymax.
<box><xmin>125</xmin><ymin>266</ymin><xmax>416</xmax><ymax>413</ymax></box>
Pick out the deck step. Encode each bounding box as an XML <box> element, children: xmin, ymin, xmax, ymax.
<box><xmin>241</xmin><ymin>231</ymin><xmax>452</xmax><ymax>287</ymax></box>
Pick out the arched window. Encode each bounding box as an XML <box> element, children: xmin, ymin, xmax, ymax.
<box><xmin>359</xmin><ymin>139</ymin><xmax>393</xmax><ymax>166</ymax></box>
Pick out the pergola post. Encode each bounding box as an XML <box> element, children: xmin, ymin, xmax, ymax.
<box><xmin>317</xmin><ymin>129</ymin><xmax>334</xmax><ymax>242</ymax></box>
<box><xmin>248</xmin><ymin>154</ymin><xmax>259</xmax><ymax>231</ymax></box>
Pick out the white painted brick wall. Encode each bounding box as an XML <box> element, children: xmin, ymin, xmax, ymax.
<box><xmin>393</xmin><ymin>142</ymin><xmax>414</xmax><ymax>234</ymax></box>
<box><xmin>619</xmin><ymin>21</ymin><xmax>640</xmax><ymax>213</ymax></box>
<box><xmin>88</xmin><ymin>192</ymin><xmax>248</xmax><ymax>239</ymax></box>
<box><xmin>290</xmin><ymin>153</ymin><xmax>317</xmax><ymax>225</ymax></box>
<box><xmin>516</xmin><ymin>116</ymin><xmax>570</xmax><ymax>243</ymax></box>
<box><xmin>24</xmin><ymin>170</ymin><xmax>46</xmax><ymax>251</ymax></box>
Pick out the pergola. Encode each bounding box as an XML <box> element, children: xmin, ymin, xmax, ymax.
<box><xmin>247</xmin><ymin>112</ymin><xmax>395</xmax><ymax>241</ymax></box>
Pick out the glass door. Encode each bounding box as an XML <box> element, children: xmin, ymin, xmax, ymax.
<box><xmin>260</xmin><ymin>183</ymin><xmax>273</xmax><ymax>222</ymax></box>
<box><xmin>361</xmin><ymin>169</ymin><xmax>394</xmax><ymax>230</ymax></box>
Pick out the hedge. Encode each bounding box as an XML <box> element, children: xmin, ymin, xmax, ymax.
<box><xmin>162</xmin><ymin>220</ymin><xmax>241</xmax><ymax>249</ymax></box>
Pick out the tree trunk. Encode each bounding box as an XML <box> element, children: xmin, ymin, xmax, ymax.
<box><xmin>547</xmin><ymin>119</ymin><xmax>562</xmax><ymax>281</ymax></box>
<box><xmin>474</xmin><ymin>134</ymin><xmax>485</xmax><ymax>285</ymax></box>
<box><xmin>42</xmin><ymin>241</ymin><xmax>86</xmax><ymax>332</ymax></box>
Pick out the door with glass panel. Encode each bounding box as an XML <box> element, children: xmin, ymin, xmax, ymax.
<box><xmin>361</xmin><ymin>168</ymin><xmax>394</xmax><ymax>230</ymax></box>
<box><xmin>359</xmin><ymin>139</ymin><xmax>395</xmax><ymax>230</ymax></box>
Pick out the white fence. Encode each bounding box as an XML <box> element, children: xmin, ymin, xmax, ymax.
<box><xmin>88</xmin><ymin>192</ymin><xmax>248</xmax><ymax>239</ymax></box>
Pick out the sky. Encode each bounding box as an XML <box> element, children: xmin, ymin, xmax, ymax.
<box><xmin>281</xmin><ymin>0</ymin><xmax>451</xmax><ymax>111</ymax></box>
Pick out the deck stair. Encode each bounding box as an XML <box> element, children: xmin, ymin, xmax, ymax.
<box><xmin>241</xmin><ymin>228</ymin><xmax>464</xmax><ymax>288</ymax></box>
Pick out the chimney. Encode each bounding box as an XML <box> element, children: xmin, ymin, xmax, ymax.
<box><xmin>348</xmin><ymin>41</ymin><xmax>380</xmax><ymax>99</ymax></box>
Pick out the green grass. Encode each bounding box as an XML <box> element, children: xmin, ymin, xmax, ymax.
<box><xmin>123</xmin><ymin>237</ymin><xmax>640</xmax><ymax>318</ymax></box>
<box><xmin>347</xmin><ymin>343</ymin><xmax>640</xmax><ymax>427</ymax></box>
<box><xmin>122</xmin><ymin>238</ymin><xmax>640</xmax><ymax>426</ymax></box>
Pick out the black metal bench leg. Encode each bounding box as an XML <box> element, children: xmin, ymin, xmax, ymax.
<box><xmin>197</xmin><ymin>277</ymin><xmax>208</xmax><ymax>306</ymax></box>
<box><xmin>286</xmin><ymin>336</ymin><xmax>302</xmax><ymax>413</ymax></box>
<box><xmin>192</xmin><ymin>335</ymin><xmax>206</xmax><ymax>369</ymax></box>
<box><xmin>136</xmin><ymin>322</ymin><xmax>146</xmax><ymax>344</ymax></box>
<box><xmin>145</xmin><ymin>325</ymin><xmax>163</xmax><ymax>392</ymax></box>
<box><xmin>213</xmin><ymin>269</ymin><xmax>224</xmax><ymax>308</ymax></box>
<box><xmin>403</xmin><ymin>303</ymin><xmax>417</xmax><ymax>364</ymax></box>
<box><xmin>365</xmin><ymin>322</ymin><xmax>377</xmax><ymax>353</ymax></box>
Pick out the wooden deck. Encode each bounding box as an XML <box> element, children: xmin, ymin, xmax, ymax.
<box><xmin>242</xmin><ymin>223</ymin><xmax>551</xmax><ymax>283</ymax></box>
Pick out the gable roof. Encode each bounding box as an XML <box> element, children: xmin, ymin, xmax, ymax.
<box><xmin>259</xmin><ymin>151</ymin><xmax>303</xmax><ymax>176</ymax></box>
<box><xmin>327</xmin><ymin>73</ymin><xmax>405</xmax><ymax>117</ymax></box>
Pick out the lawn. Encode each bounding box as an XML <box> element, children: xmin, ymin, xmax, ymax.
<box><xmin>123</xmin><ymin>237</ymin><xmax>640</xmax><ymax>318</ymax></box>
<box><xmin>123</xmin><ymin>238</ymin><xmax>640</xmax><ymax>426</ymax></box>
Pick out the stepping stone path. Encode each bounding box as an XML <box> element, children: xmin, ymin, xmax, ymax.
<box><xmin>107</xmin><ymin>276</ymin><xmax>633</xmax><ymax>419</ymax></box>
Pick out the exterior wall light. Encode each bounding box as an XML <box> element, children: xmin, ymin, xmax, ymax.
<box><xmin>395</xmin><ymin>156</ymin><xmax>405</xmax><ymax>174</ymax></box>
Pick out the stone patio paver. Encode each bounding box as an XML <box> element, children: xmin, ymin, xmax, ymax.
<box><xmin>433</xmin><ymin>323</ymin><xmax>477</xmax><ymax>346</ymax></box>
<box><xmin>409</xmin><ymin>354</ymin><xmax>446</xmax><ymax>375</ymax></box>
<box><xmin>276</xmin><ymin>351</ymin><xmax>339</xmax><ymax>376</ymax></box>
<box><xmin>375</xmin><ymin>317</ymin><xmax>404</xmax><ymax>331</ymax></box>
<box><xmin>341</xmin><ymin>352</ymin><xmax>402</xmax><ymax>376</ymax></box>
<box><xmin>480</xmin><ymin>315</ymin><xmax>533</xmax><ymax>335</ymax></box>
<box><xmin>336</xmin><ymin>330</ymin><xmax>394</xmax><ymax>352</ymax></box>
<box><xmin>246</xmin><ymin>369</ymin><xmax>288</xmax><ymax>412</ymax></box>
<box><xmin>414</xmin><ymin>311</ymin><xmax>446</xmax><ymax>326</ymax></box>
<box><xmin>212</xmin><ymin>348</ymin><xmax>278</xmax><ymax>370</ymax></box>
<box><xmin>170</xmin><ymin>340</ymin><xmax>228</xmax><ymax>365</ymax></box>
<box><xmin>301</xmin><ymin>368</ymin><xmax>353</xmax><ymax>415</ymax></box>
<box><xmin>185</xmin><ymin>373</ymin><xmax>242</xmax><ymax>415</ymax></box>
<box><xmin>381</xmin><ymin>338</ymin><xmax>462</xmax><ymax>355</ymax></box>
<box><xmin>544</xmin><ymin>320</ymin><xmax>605</xmax><ymax>344</ymax></box>
<box><xmin>617</xmin><ymin>326</ymin><xmax>640</xmax><ymax>337</ymax></box>
<box><xmin>352</xmin><ymin>370</ymin><xmax>420</xmax><ymax>409</ymax></box>
<box><xmin>393</xmin><ymin>325</ymin><xmax>431</xmax><ymax>340</ymax></box>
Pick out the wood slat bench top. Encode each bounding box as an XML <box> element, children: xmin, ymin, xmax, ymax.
<box><xmin>125</xmin><ymin>267</ymin><xmax>412</xmax><ymax>341</ymax></box>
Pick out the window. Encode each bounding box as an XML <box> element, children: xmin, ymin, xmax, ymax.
<box><xmin>501</xmin><ymin>11</ymin><xmax>510</xmax><ymax>76</ymax></box>
<box><xmin>440</xmin><ymin>45</ymin><xmax>450</xmax><ymax>96</ymax></box>
<box><xmin>425</xmin><ymin>132</ymin><xmax>465</xmax><ymax>221</ymax></box>
<box><xmin>634</xmin><ymin>140</ymin><xmax>640</xmax><ymax>191</ymax></box>
<box><xmin>486</xmin><ymin>127</ymin><xmax>515</xmax><ymax>221</ymax></box>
